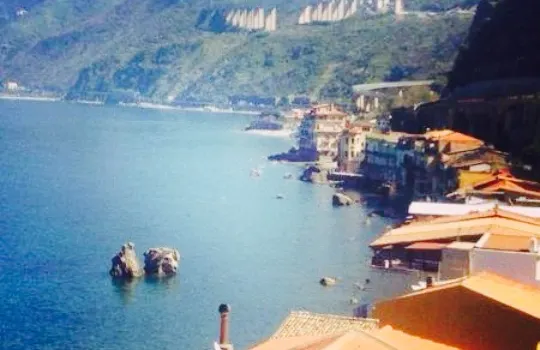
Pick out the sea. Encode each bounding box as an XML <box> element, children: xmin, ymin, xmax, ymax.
<box><xmin>0</xmin><ymin>100</ymin><xmax>418</xmax><ymax>350</ymax></box>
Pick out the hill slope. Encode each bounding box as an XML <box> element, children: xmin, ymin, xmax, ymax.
<box><xmin>0</xmin><ymin>0</ymin><xmax>476</xmax><ymax>104</ymax></box>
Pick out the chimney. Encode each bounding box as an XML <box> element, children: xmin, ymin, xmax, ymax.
<box><xmin>426</xmin><ymin>276</ymin><xmax>433</xmax><ymax>288</ymax></box>
<box><xmin>218</xmin><ymin>304</ymin><xmax>233</xmax><ymax>350</ymax></box>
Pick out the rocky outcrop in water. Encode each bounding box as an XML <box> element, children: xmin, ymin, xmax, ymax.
<box><xmin>110</xmin><ymin>242</ymin><xmax>143</xmax><ymax>278</ymax></box>
<box><xmin>143</xmin><ymin>247</ymin><xmax>180</xmax><ymax>276</ymax></box>
<box><xmin>332</xmin><ymin>193</ymin><xmax>354</xmax><ymax>206</ymax></box>
<box><xmin>320</xmin><ymin>277</ymin><xmax>337</xmax><ymax>286</ymax></box>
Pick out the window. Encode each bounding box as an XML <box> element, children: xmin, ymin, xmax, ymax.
<box><xmin>351</xmin><ymin>138</ymin><xmax>355</xmax><ymax>144</ymax></box>
<box><xmin>345</xmin><ymin>151</ymin><xmax>348</xmax><ymax>157</ymax></box>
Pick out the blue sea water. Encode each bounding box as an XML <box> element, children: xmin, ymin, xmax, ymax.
<box><xmin>0</xmin><ymin>100</ymin><xmax>413</xmax><ymax>350</ymax></box>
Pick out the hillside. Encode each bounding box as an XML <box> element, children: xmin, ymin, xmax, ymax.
<box><xmin>0</xmin><ymin>0</ymin><xmax>477</xmax><ymax>105</ymax></box>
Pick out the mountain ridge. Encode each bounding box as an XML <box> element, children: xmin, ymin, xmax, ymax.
<box><xmin>1</xmin><ymin>0</ymin><xmax>477</xmax><ymax>104</ymax></box>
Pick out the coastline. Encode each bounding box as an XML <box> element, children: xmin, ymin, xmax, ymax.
<box><xmin>244</xmin><ymin>129</ymin><xmax>294</xmax><ymax>138</ymax></box>
<box><xmin>0</xmin><ymin>95</ymin><xmax>259</xmax><ymax>115</ymax></box>
<box><xmin>120</xmin><ymin>101</ymin><xmax>260</xmax><ymax>115</ymax></box>
<box><xmin>0</xmin><ymin>94</ymin><xmax>61</xmax><ymax>102</ymax></box>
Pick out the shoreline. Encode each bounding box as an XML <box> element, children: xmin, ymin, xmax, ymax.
<box><xmin>120</xmin><ymin>102</ymin><xmax>260</xmax><ymax>115</ymax></box>
<box><xmin>0</xmin><ymin>94</ymin><xmax>61</xmax><ymax>102</ymax></box>
<box><xmin>0</xmin><ymin>95</ymin><xmax>260</xmax><ymax>115</ymax></box>
<box><xmin>244</xmin><ymin>129</ymin><xmax>294</xmax><ymax>138</ymax></box>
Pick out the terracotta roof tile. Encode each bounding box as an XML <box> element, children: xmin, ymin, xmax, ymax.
<box><xmin>370</xmin><ymin>209</ymin><xmax>540</xmax><ymax>247</ymax></box>
<box><xmin>405</xmin><ymin>242</ymin><xmax>448</xmax><ymax>250</ymax></box>
<box><xmin>270</xmin><ymin>311</ymin><xmax>379</xmax><ymax>339</ymax></box>
<box><xmin>251</xmin><ymin>328</ymin><xmax>461</xmax><ymax>350</ymax></box>
<box><xmin>424</xmin><ymin>130</ymin><xmax>483</xmax><ymax>144</ymax></box>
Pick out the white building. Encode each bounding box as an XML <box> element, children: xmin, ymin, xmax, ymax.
<box><xmin>338</xmin><ymin>122</ymin><xmax>374</xmax><ymax>172</ymax></box>
<box><xmin>6</xmin><ymin>81</ymin><xmax>19</xmax><ymax>91</ymax></box>
<box><xmin>298</xmin><ymin>104</ymin><xmax>350</xmax><ymax>159</ymax></box>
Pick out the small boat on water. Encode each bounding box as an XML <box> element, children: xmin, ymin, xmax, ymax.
<box><xmin>276</xmin><ymin>194</ymin><xmax>285</xmax><ymax>199</ymax></box>
<box><xmin>250</xmin><ymin>168</ymin><xmax>261</xmax><ymax>177</ymax></box>
<box><xmin>283</xmin><ymin>173</ymin><xmax>293</xmax><ymax>179</ymax></box>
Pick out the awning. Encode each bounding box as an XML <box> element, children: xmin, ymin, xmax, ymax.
<box><xmin>405</xmin><ymin>242</ymin><xmax>447</xmax><ymax>250</ymax></box>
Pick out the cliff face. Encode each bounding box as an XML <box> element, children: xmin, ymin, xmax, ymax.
<box><xmin>435</xmin><ymin>0</ymin><xmax>540</xmax><ymax>179</ymax></box>
<box><xmin>447</xmin><ymin>0</ymin><xmax>540</xmax><ymax>90</ymax></box>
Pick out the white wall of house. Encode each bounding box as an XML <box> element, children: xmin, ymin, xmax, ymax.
<box><xmin>470</xmin><ymin>249</ymin><xmax>540</xmax><ymax>287</ymax></box>
<box><xmin>468</xmin><ymin>163</ymin><xmax>492</xmax><ymax>172</ymax></box>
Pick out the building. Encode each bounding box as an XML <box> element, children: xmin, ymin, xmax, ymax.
<box><xmin>411</xmin><ymin>130</ymin><xmax>488</xmax><ymax>200</ymax></box>
<box><xmin>250</xmin><ymin>311</ymin><xmax>459</xmax><ymax>350</ymax></box>
<box><xmin>225</xmin><ymin>7</ymin><xmax>276</xmax><ymax>32</ymax></box>
<box><xmin>297</xmin><ymin>104</ymin><xmax>349</xmax><ymax>159</ymax></box>
<box><xmin>370</xmin><ymin>208</ymin><xmax>540</xmax><ymax>272</ymax></box>
<box><xmin>362</xmin><ymin>131</ymin><xmax>407</xmax><ymax>190</ymax></box>
<box><xmin>373</xmin><ymin>272</ymin><xmax>540</xmax><ymax>350</ymax></box>
<box><xmin>393</xmin><ymin>129</ymin><xmax>509</xmax><ymax>201</ymax></box>
<box><xmin>448</xmin><ymin>169</ymin><xmax>540</xmax><ymax>204</ymax></box>
<box><xmin>6</xmin><ymin>81</ymin><xmax>19</xmax><ymax>91</ymax></box>
<box><xmin>337</xmin><ymin>122</ymin><xmax>373</xmax><ymax>173</ymax></box>
<box><xmin>470</xmin><ymin>233</ymin><xmax>540</xmax><ymax>286</ymax></box>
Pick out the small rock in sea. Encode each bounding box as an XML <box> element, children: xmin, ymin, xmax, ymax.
<box><xmin>354</xmin><ymin>282</ymin><xmax>367</xmax><ymax>291</ymax></box>
<box><xmin>349</xmin><ymin>297</ymin><xmax>359</xmax><ymax>305</ymax></box>
<box><xmin>332</xmin><ymin>193</ymin><xmax>354</xmax><ymax>206</ymax></box>
<box><xmin>110</xmin><ymin>242</ymin><xmax>143</xmax><ymax>279</ymax></box>
<box><xmin>320</xmin><ymin>277</ymin><xmax>337</xmax><ymax>286</ymax></box>
<box><xmin>365</xmin><ymin>278</ymin><xmax>371</xmax><ymax>284</ymax></box>
<box><xmin>143</xmin><ymin>247</ymin><xmax>180</xmax><ymax>276</ymax></box>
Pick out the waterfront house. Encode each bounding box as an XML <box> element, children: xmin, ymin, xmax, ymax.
<box><xmin>250</xmin><ymin>311</ymin><xmax>459</xmax><ymax>350</ymax></box>
<box><xmin>448</xmin><ymin>169</ymin><xmax>540</xmax><ymax>204</ymax></box>
<box><xmin>362</xmin><ymin>131</ymin><xmax>409</xmax><ymax>192</ymax></box>
<box><xmin>297</xmin><ymin>103</ymin><xmax>349</xmax><ymax>159</ymax></box>
<box><xmin>408</xmin><ymin>130</ymin><xmax>489</xmax><ymax>200</ymax></box>
<box><xmin>372</xmin><ymin>272</ymin><xmax>540</xmax><ymax>350</ymax></box>
<box><xmin>337</xmin><ymin>121</ymin><xmax>373</xmax><ymax>173</ymax></box>
<box><xmin>370</xmin><ymin>208</ymin><xmax>540</xmax><ymax>272</ymax></box>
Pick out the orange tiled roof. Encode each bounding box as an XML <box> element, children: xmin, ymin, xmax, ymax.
<box><xmin>251</xmin><ymin>329</ymin><xmax>461</xmax><ymax>350</ymax></box>
<box><xmin>269</xmin><ymin>311</ymin><xmax>379</xmax><ymax>339</ymax></box>
<box><xmin>370</xmin><ymin>208</ymin><xmax>540</xmax><ymax>247</ymax></box>
<box><xmin>405</xmin><ymin>242</ymin><xmax>448</xmax><ymax>250</ymax></box>
<box><xmin>251</xmin><ymin>327</ymin><xmax>461</xmax><ymax>350</ymax></box>
<box><xmin>476</xmin><ymin>233</ymin><xmax>534</xmax><ymax>252</ymax></box>
<box><xmin>424</xmin><ymin>130</ymin><xmax>484</xmax><ymax>144</ymax></box>
<box><xmin>377</xmin><ymin>272</ymin><xmax>540</xmax><ymax>320</ymax></box>
<box><xmin>467</xmin><ymin>172</ymin><xmax>540</xmax><ymax>198</ymax></box>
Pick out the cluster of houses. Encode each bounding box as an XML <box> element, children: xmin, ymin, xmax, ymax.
<box><xmin>261</xmin><ymin>102</ymin><xmax>540</xmax><ymax>349</ymax></box>
<box><xmin>292</xmin><ymin>103</ymin><xmax>540</xmax><ymax>282</ymax></box>
<box><xmin>215</xmin><ymin>269</ymin><xmax>539</xmax><ymax>349</ymax></box>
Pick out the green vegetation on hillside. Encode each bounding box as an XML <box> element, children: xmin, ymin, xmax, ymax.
<box><xmin>0</xmin><ymin>0</ymin><xmax>476</xmax><ymax>104</ymax></box>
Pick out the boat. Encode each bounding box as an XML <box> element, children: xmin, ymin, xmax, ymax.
<box><xmin>283</xmin><ymin>173</ymin><xmax>293</xmax><ymax>179</ymax></box>
<box><xmin>250</xmin><ymin>168</ymin><xmax>261</xmax><ymax>177</ymax></box>
<box><xmin>276</xmin><ymin>194</ymin><xmax>285</xmax><ymax>199</ymax></box>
